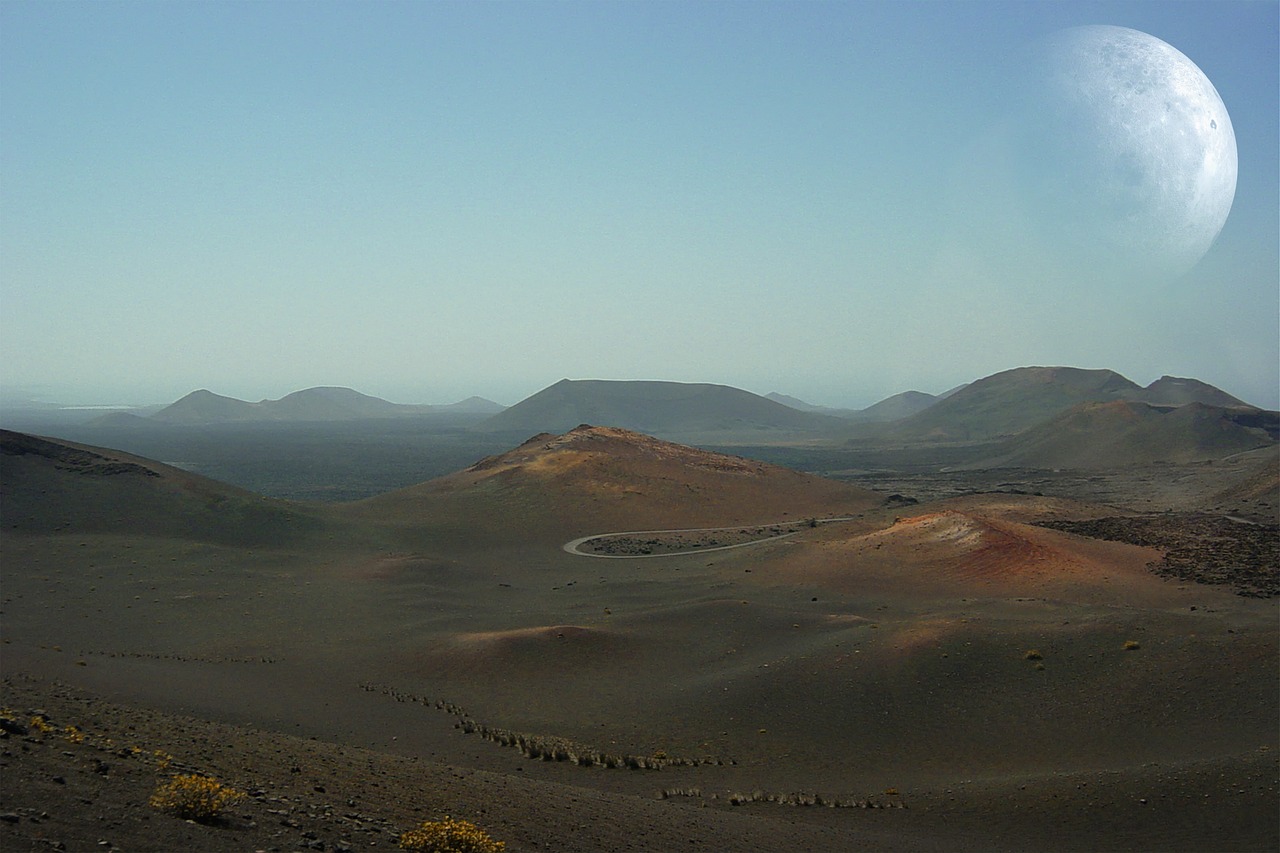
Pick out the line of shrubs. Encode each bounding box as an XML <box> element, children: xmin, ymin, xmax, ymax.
<box><xmin>659</xmin><ymin>787</ymin><xmax>906</xmax><ymax>809</ymax></box>
<box><xmin>85</xmin><ymin>650</ymin><xmax>277</xmax><ymax>664</ymax></box>
<box><xmin>361</xmin><ymin>682</ymin><xmax>732</xmax><ymax>769</ymax></box>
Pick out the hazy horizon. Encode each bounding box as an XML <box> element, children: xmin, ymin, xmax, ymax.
<box><xmin>3</xmin><ymin>1</ymin><xmax>1277</xmax><ymax>410</ymax></box>
<box><xmin>0</xmin><ymin>365</ymin><xmax>1270</xmax><ymax>415</ymax></box>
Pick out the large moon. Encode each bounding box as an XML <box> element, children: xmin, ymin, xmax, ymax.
<box><xmin>1016</xmin><ymin>25</ymin><xmax>1238</xmax><ymax>282</ymax></box>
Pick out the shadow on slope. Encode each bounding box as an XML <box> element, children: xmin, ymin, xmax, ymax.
<box><xmin>0</xmin><ymin>430</ymin><xmax>327</xmax><ymax>546</ymax></box>
<box><xmin>973</xmin><ymin>401</ymin><xmax>1277</xmax><ymax>469</ymax></box>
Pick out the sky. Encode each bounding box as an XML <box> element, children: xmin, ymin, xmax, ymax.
<box><xmin>2</xmin><ymin>0</ymin><xmax>1277</xmax><ymax>409</ymax></box>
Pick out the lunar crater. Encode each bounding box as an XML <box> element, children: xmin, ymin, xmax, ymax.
<box><xmin>1014</xmin><ymin>25</ymin><xmax>1237</xmax><ymax>281</ymax></box>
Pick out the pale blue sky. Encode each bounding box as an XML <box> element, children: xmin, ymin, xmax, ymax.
<box><xmin>2</xmin><ymin>1</ymin><xmax>1276</xmax><ymax>408</ymax></box>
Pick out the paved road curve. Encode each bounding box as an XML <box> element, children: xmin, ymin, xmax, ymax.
<box><xmin>562</xmin><ymin>517</ymin><xmax>858</xmax><ymax>559</ymax></box>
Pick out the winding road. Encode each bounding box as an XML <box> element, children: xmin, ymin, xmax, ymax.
<box><xmin>562</xmin><ymin>516</ymin><xmax>859</xmax><ymax>559</ymax></box>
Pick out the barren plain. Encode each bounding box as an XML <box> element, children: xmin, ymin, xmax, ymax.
<box><xmin>1</xmin><ymin>423</ymin><xmax>1276</xmax><ymax>852</ymax></box>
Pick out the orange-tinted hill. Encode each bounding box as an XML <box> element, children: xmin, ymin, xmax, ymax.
<box><xmin>344</xmin><ymin>425</ymin><xmax>881</xmax><ymax>543</ymax></box>
<box><xmin>772</xmin><ymin>500</ymin><xmax>1170</xmax><ymax>603</ymax></box>
<box><xmin>0</xmin><ymin>429</ymin><xmax>324</xmax><ymax>545</ymax></box>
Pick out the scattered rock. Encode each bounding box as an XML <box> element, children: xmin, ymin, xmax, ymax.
<box><xmin>1035</xmin><ymin>514</ymin><xmax>1279</xmax><ymax>597</ymax></box>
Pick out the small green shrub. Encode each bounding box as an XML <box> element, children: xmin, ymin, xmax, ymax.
<box><xmin>399</xmin><ymin>816</ymin><xmax>505</xmax><ymax>852</ymax></box>
<box><xmin>149</xmin><ymin>773</ymin><xmax>244</xmax><ymax>823</ymax></box>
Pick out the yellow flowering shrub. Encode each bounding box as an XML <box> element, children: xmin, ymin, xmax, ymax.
<box><xmin>149</xmin><ymin>774</ymin><xmax>244</xmax><ymax>823</ymax></box>
<box><xmin>399</xmin><ymin>816</ymin><xmax>506</xmax><ymax>852</ymax></box>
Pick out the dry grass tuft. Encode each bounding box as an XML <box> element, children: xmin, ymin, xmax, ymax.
<box><xmin>149</xmin><ymin>773</ymin><xmax>244</xmax><ymax>823</ymax></box>
<box><xmin>399</xmin><ymin>816</ymin><xmax>505</xmax><ymax>852</ymax></box>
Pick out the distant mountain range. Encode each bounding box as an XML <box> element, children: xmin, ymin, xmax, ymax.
<box><xmin>103</xmin><ymin>369</ymin><xmax>1266</xmax><ymax>467</ymax></box>
<box><xmin>474</xmin><ymin>368</ymin><xmax>1261</xmax><ymax>450</ymax></box>
<box><xmin>973</xmin><ymin>400</ymin><xmax>1277</xmax><ymax>469</ymax></box>
<box><xmin>765</xmin><ymin>386</ymin><xmax>965</xmax><ymax>423</ymax></box>
<box><xmin>862</xmin><ymin>366</ymin><xmax>1255</xmax><ymax>443</ymax></box>
<box><xmin>761</xmin><ymin>390</ymin><xmax>935</xmax><ymax>422</ymax></box>
<box><xmin>142</xmin><ymin>387</ymin><xmax>505</xmax><ymax>425</ymax></box>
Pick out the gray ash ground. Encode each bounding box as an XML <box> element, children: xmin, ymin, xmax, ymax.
<box><xmin>0</xmin><ymin>676</ymin><xmax>928</xmax><ymax>853</ymax></box>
